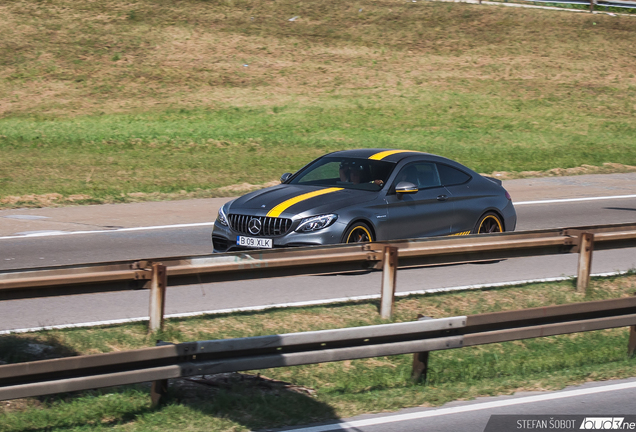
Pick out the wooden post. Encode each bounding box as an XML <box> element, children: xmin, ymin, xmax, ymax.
<box><xmin>149</xmin><ymin>263</ymin><xmax>167</xmax><ymax>333</ymax></box>
<box><xmin>150</xmin><ymin>379</ymin><xmax>168</xmax><ymax>407</ymax></box>
<box><xmin>576</xmin><ymin>233</ymin><xmax>594</xmax><ymax>294</ymax></box>
<box><xmin>380</xmin><ymin>246</ymin><xmax>399</xmax><ymax>320</ymax></box>
<box><xmin>411</xmin><ymin>315</ymin><xmax>432</xmax><ymax>382</ymax></box>
<box><xmin>411</xmin><ymin>351</ymin><xmax>430</xmax><ymax>382</ymax></box>
<box><xmin>629</xmin><ymin>293</ymin><xmax>636</xmax><ymax>358</ymax></box>
<box><xmin>150</xmin><ymin>340</ymin><xmax>172</xmax><ymax>406</ymax></box>
<box><xmin>590</xmin><ymin>0</ymin><xmax>595</xmax><ymax>12</ymax></box>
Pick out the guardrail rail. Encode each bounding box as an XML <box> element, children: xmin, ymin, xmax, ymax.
<box><xmin>1</xmin><ymin>296</ymin><xmax>636</xmax><ymax>404</ymax></box>
<box><xmin>1</xmin><ymin>222</ymin><xmax>636</xmax><ymax>326</ymax></box>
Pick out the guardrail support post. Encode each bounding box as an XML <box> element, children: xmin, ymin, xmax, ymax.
<box><xmin>576</xmin><ymin>233</ymin><xmax>594</xmax><ymax>294</ymax></box>
<box><xmin>150</xmin><ymin>379</ymin><xmax>168</xmax><ymax>407</ymax></box>
<box><xmin>411</xmin><ymin>315</ymin><xmax>432</xmax><ymax>382</ymax></box>
<box><xmin>629</xmin><ymin>325</ymin><xmax>636</xmax><ymax>358</ymax></box>
<box><xmin>380</xmin><ymin>246</ymin><xmax>399</xmax><ymax>320</ymax></box>
<box><xmin>149</xmin><ymin>263</ymin><xmax>167</xmax><ymax>333</ymax></box>
<box><xmin>411</xmin><ymin>351</ymin><xmax>430</xmax><ymax>382</ymax></box>
<box><xmin>629</xmin><ymin>293</ymin><xmax>636</xmax><ymax>358</ymax></box>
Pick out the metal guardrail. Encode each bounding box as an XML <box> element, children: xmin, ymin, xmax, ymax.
<box><xmin>1</xmin><ymin>222</ymin><xmax>636</xmax><ymax>326</ymax></box>
<box><xmin>526</xmin><ymin>0</ymin><xmax>636</xmax><ymax>9</ymax></box>
<box><xmin>1</xmin><ymin>296</ymin><xmax>636</xmax><ymax>403</ymax></box>
<box><xmin>475</xmin><ymin>0</ymin><xmax>636</xmax><ymax>12</ymax></box>
<box><xmin>1</xmin><ymin>222</ymin><xmax>636</xmax><ymax>296</ymax></box>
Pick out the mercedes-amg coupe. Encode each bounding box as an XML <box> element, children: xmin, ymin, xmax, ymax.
<box><xmin>212</xmin><ymin>149</ymin><xmax>516</xmax><ymax>252</ymax></box>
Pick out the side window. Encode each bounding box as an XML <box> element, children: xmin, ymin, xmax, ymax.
<box><xmin>437</xmin><ymin>164</ymin><xmax>471</xmax><ymax>186</ymax></box>
<box><xmin>393</xmin><ymin>162</ymin><xmax>441</xmax><ymax>190</ymax></box>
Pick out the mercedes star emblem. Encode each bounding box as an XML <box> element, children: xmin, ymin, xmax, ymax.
<box><xmin>248</xmin><ymin>218</ymin><xmax>262</xmax><ymax>235</ymax></box>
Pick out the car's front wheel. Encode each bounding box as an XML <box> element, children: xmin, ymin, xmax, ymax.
<box><xmin>473</xmin><ymin>212</ymin><xmax>504</xmax><ymax>234</ymax></box>
<box><xmin>344</xmin><ymin>222</ymin><xmax>374</xmax><ymax>243</ymax></box>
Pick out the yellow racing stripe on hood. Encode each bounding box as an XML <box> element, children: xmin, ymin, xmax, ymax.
<box><xmin>266</xmin><ymin>187</ymin><xmax>343</xmax><ymax>217</ymax></box>
<box><xmin>368</xmin><ymin>150</ymin><xmax>417</xmax><ymax>160</ymax></box>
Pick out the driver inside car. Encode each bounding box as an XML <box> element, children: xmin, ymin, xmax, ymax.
<box><xmin>340</xmin><ymin>161</ymin><xmax>384</xmax><ymax>186</ymax></box>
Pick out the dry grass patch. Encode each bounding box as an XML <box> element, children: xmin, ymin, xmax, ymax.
<box><xmin>1</xmin><ymin>0</ymin><xmax>636</xmax><ymax>207</ymax></box>
<box><xmin>2</xmin><ymin>0</ymin><xmax>636</xmax><ymax>115</ymax></box>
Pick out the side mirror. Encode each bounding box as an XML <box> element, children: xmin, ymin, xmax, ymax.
<box><xmin>280</xmin><ymin>173</ymin><xmax>293</xmax><ymax>183</ymax></box>
<box><xmin>395</xmin><ymin>181</ymin><xmax>418</xmax><ymax>194</ymax></box>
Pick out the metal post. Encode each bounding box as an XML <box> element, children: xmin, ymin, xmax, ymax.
<box><xmin>380</xmin><ymin>246</ymin><xmax>399</xmax><ymax>320</ymax></box>
<box><xmin>149</xmin><ymin>263</ymin><xmax>167</xmax><ymax>333</ymax></box>
<box><xmin>576</xmin><ymin>233</ymin><xmax>594</xmax><ymax>294</ymax></box>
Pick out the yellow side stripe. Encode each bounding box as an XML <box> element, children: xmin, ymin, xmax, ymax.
<box><xmin>450</xmin><ymin>231</ymin><xmax>471</xmax><ymax>236</ymax></box>
<box><xmin>266</xmin><ymin>188</ymin><xmax>343</xmax><ymax>217</ymax></box>
<box><xmin>369</xmin><ymin>150</ymin><xmax>417</xmax><ymax>161</ymax></box>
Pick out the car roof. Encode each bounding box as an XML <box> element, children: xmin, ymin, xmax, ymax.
<box><xmin>326</xmin><ymin>149</ymin><xmax>433</xmax><ymax>163</ymax></box>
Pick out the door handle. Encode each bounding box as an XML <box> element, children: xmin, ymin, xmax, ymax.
<box><xmin>437</xmin><ymin>195</ymin><xmax>448</xmax><ymax>201</ymax></box>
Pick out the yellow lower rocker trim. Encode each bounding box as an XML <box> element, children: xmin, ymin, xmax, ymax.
<box><xmin>266</xmin><ymin>188</ymin><xmax>344</xmax><ymax>217</ymax></box>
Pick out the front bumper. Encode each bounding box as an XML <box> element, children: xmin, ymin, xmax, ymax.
<box><xmin>212</xmin><ymin>219</ymin><xmax>349</xmax><ymax>253</ymax></box>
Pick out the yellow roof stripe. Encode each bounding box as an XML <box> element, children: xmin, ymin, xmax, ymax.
<box><xmin>368</xmin><ymin>150</ymin><xmax>417</xmax><ymax>160</ymax></box>
<box><xmin>266</xmin><ymin>188</ymin><xmax>343</xmax><ymax>218</ymax></box>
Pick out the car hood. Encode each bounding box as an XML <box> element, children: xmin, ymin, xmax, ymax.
<box><xmin>228</xmin><ymin>184</ymin><xmax>379</xmax><ymax>218</ymax></box>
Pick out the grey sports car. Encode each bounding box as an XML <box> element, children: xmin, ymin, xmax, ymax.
<box><xmin>212</xmin><ymin>149</ymin><xmax>516</xmax><ymax>252</ymax></box>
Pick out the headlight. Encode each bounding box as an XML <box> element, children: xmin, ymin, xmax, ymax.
<box><xmin>217</xmin><ymin>205</ymin><xmax>229</xmax><ymax>227</ymax></box>
<box><xmin>296</xmin><ymin>214</ymin><xmax>338</xmax><ymax>232</ymax></box>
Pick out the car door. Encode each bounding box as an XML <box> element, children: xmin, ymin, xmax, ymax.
<box><xmin>435</xmin><ymin>162</ymin><xmax>480</xmax><ymax>234</ymax></box>
<box><xmin>384</xmin><ymin>162</ymin><xmax>454</xmax><ymax>239</ymax></box>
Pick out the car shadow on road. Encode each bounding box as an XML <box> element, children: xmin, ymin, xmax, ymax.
<box><xmin>604</xmin><ymin>207</ymin><xmax>636</xmax><ymax>212</ymax></box>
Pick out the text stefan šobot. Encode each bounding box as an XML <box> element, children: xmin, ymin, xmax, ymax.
<box><xmin>484</xmin><ymin>416</ymin><xmax>636</xmax><ymax>431</ymax></box>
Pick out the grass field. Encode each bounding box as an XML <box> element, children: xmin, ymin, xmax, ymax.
<box><xmin>1</xmin><ymin>0</ymin><xmax>636</xmax><ymax>208</ymax></box>
<box><xmin>1</xmin><ymin>273</ymin><xmax>636</xmax><ymax>431</ymax></box>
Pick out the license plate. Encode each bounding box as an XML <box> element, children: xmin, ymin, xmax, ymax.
<box><xmin>236</xmin><ymin>236</ymin><xmax>273</xmax><ymax>249</ymax></box>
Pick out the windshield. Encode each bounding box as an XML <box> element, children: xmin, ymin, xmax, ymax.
<box><xmin>289</xmin><ymin>157</ymin><xmax>396</xmax><ymax>191</ymax></box>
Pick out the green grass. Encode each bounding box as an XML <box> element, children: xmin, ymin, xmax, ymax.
<box><xmin>2</xmin><ymin>273</ymin><xmax>636</xmax><ymax>431</ymax></box>
<box><xmin>1</xmin><ymin>94</ymin><xmax>636</xmax><ymax>206</ymax></box>
<box><xmin>1</xmin><ymin>0</ymin><xmax>636</xmax><ymax>207</ymax></box>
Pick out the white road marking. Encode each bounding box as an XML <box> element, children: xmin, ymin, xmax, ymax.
<box><xmin>288</xmin><ymin>381</ymin><xmax>636</xmax><ymax>432</ymax></box>
<box><xmin>0</xmin><ymin>194</ymin><xmax>634</xmax><ymax>240</ymax></box>
<box><xmin>0</xmin><ymin>222</ymin><xmax>216</xmax><ymax>240</ymax></box>
<box><xmin>0</xmin><ymin>271</ymin><xmax>628</xmax><ymax>335</ymax></box>
<box><xmin>514</xmin><ymin>194</ymin><xmax>636</xmax><ymax>206</ymax></box>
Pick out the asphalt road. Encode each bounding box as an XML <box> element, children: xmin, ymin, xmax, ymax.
<box><xmin>0</xmin><ymin>173</ymin><xmax>635</xmax><ymax>332</ymax></box>
<box><xmin>278</xmin><ymin>378</ymin><xmax>636</xmax><ymax>432</ymax></box>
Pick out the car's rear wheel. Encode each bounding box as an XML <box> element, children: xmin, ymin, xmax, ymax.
<box><xmin>473</xmin><ymin>212</ymin><xmax>503</xmax><ymax>234</ymax></box>
<box><xmin>344</xmin><ymin>222</ymin><xmax>374</xmax><ymax>243</ymax></box>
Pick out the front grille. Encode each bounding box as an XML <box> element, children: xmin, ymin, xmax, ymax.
<box><xmin>228</xmin><ymin>214</ymin><xmax>293</xmax><ymax>237</ymax></box>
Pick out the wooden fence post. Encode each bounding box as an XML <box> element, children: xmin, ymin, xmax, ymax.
<box><xmin>380</xmin><ymin>246</ymin><xmax>399</xmax><ymax>320</ymax></box>
<box><xmin>149</xmin><ymin>263</ymin><xmax>167</xmax><ymax>333</ymax></box>
<box><xmin>576</xmin><ymin>233</ymin><xmax>594</xmax><ymax>294</ymax></box>
<box><xmin>411</xmin><ymin>315</ymin><xmax>433</xmax><ymax>382</ymax></box>
<box><xmin>629</xmin><ymin>293</ymin><xmax>636</xmax><ymax>358</ymax></box>
<box><xmin>150</xmin><ymin>378</ymin><xmax>168</xmax><ymax>407</ymax></box>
